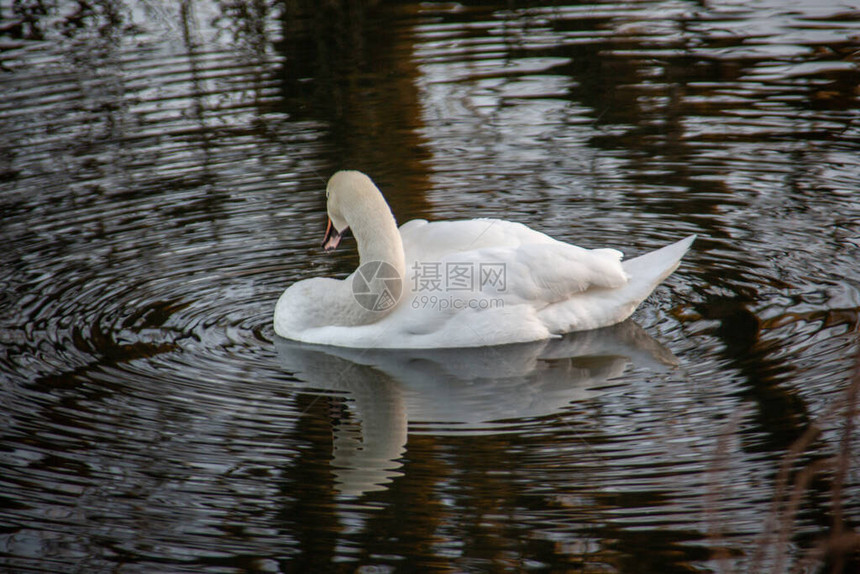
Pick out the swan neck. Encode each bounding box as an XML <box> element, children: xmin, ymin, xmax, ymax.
<box><xmin>353</xmin><ymin>212</ymin><xmax>405</xmax><ymax>277</ymax></box>
<box><xmin>334</xmin><ymin>176</ymin><xmax>405</xmax><ymax>276</ymax></box>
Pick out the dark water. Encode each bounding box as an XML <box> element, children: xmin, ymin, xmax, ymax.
<box><xmin>1</xmin><ymin>0</ymin><xmax>859</xmax><ymax>572</ymax></box>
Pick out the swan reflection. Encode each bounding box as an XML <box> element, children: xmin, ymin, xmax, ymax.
<box><xmin>275</xmin><ymin>320</ymin><xmax>677</xmax><ymax>497</ymax></box>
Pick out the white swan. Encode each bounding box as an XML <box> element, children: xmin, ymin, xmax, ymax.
<box><xmin>274</xmin><ymin>170</ymin><xmax>695</xmax><ymax>349</ymax></box>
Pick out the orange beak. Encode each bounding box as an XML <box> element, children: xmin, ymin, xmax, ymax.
<box><xmin>322</xmin><ymin>218</ymin><xmax>347</xmax><ymax>251</ymax></box>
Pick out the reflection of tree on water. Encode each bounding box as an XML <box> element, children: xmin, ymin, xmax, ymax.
<box><xmin>1</xmin><ymin>0</ymin><xmax>432</xmax><ymax>214</ymax></box>
<box><xmin>275</xmin><ymin>0</ymin><xmax>434</xmax><ymax>218</ymax></box>
<box><xmin>4</xmin><ymin>0</ymin><xmax>126</xmax><ymax>41</ymax></box>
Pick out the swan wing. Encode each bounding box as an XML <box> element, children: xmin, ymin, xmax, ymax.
<box><xmin>484</xmin><ymin>242</ymin><xmax>626</xmax><ymax>304</ymax></box>
<box><xmin>402</xmin><ymin>221</ymin><xmax>628</xmax><ymax>306</ymax></box>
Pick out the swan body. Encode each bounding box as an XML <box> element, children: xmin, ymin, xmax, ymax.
<box><xmin>274</xmin><ymin>171</ymin><xmax>695</xmax><ymax>349</ymax></box>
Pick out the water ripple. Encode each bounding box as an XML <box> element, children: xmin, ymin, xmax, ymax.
<box><xmin>1</xmin><ymin>1</ymin><xmax>859</xmax><ymax>572</ymax></box>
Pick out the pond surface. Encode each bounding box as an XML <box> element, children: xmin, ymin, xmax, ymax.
<box><xmin>1</xmin><ymin>0</ymin><xmax>860</xmax><ymax>572</ymax></box>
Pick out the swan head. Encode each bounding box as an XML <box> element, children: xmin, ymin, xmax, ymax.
<box><xmin>322</xmin><ymin>171</ymin><xmax>366</xmax><ymax>251</ymax></box>
<box><xmin>322</xmin><ymin>170</ymin><xmax>393</xmax><ymax>252</ymax></box>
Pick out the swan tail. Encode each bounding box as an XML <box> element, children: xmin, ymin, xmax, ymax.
<box><xmin>620</xmin><ymin>234</ymin><xmax>697</xmax><ymax>303</ymax></box>
<box><xmin>538</xmin><ymin>234</ymin><xmax>696</xmax><ymax>333</ymax></box>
